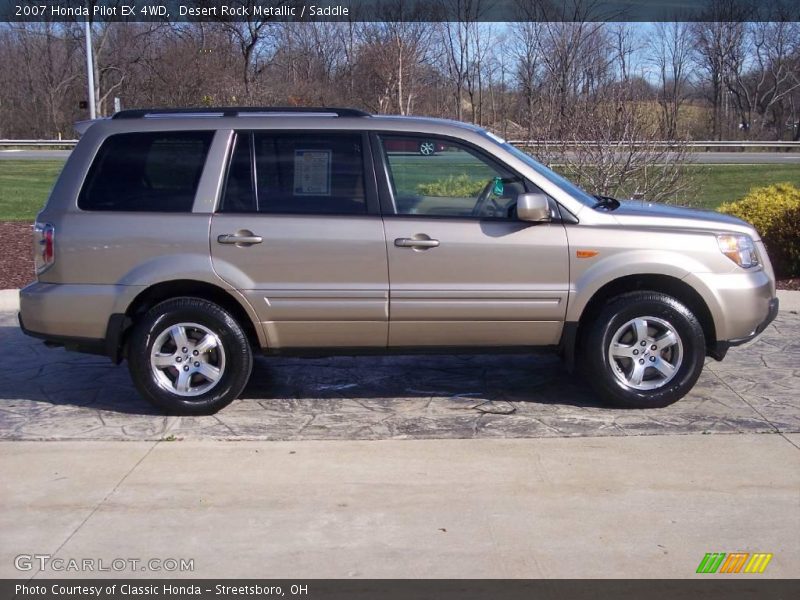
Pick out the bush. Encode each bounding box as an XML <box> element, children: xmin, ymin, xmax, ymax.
<box><xmin>718</xmin><ymin>183</ymin><xmax>800</xmax><ymax>278</ymax></box>
<box><xmin>417</xmin><ymin>174</ymin><xmax>485</xmax><ymax>197</ymax></box>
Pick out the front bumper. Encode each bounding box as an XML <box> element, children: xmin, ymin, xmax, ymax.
<box><xmin>728</xmin><ymin>296</ymin><xmax>779</xmax><ymax>346</ymax></box>
<box><xmin>707</xmin><ymin>296</ymin><xmax>779</xmax><ymax>360</ymax></box>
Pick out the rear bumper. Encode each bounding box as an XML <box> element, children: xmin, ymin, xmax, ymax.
<box><xmin>19</xmin><ymin>310</ymin><xmax>129</xmax><ymax>363</ymax></box>
<box><xmin>18</xmin><ymin>282</ymin><xmax>134</xmax><ymax>362</ymax></box>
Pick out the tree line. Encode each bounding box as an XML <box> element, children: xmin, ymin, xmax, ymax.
<box><xmin>1</xmin><ymin>14</ymin><xmax>798</xmax><ymax>203</ymax></box>
<box><xmin>0</xmin><ymin>18</ymin><xmax>798</xmax><ymax>142</ymax></box>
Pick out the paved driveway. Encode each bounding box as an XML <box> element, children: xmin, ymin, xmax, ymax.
<box><xmin>1</xmin><ymin>310</ymin><xmax>798</xmax><ymax>441</ymax></box>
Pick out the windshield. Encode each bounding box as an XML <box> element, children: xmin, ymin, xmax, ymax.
<box><xmin>481</xmin><ymin>133</ymin><xmax>597</xmax><ymax>207</ymax></box>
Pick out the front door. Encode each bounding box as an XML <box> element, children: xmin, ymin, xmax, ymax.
<box><xmin>376</xmin><ymin>134</ymin><xmax>569</xmax><ymax>347</ymax></box>
<box><xmin>210</xmin><ymin>131</ymin><xmax>388</xmax><ymax>349</ymax></box>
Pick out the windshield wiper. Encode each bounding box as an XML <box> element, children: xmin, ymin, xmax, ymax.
<box><xmin>592</xmin><ymin>195</ymin><xmax>621</xmax><ymax>210</ymax></box>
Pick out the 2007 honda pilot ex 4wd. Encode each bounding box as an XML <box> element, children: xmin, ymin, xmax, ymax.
<box><xmin>19</xmin><ymin>107</ymin><xmax>779</xmax><ymax>415</ymax></box>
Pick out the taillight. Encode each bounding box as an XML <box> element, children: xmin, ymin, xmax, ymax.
<box><xmin>33</xmin><ymin>222</ymin><xmax>55</xmax><ymax>274</ymax></box>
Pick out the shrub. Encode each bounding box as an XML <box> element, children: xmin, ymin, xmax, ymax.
<box><xmin>718</xmin><ymin>183</ymin><xmax>800</xmax><ymax>278</ymax></box>
<box><xmin>417</xmin><ymin>174</ymin><xmax>485</xmax><ymax>197</ymax></box>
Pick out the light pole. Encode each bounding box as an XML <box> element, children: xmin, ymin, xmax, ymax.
<box><xmin>84</xmin><ymin>17</ymin><xmax>96</xmax><ymax>119</ymax></box>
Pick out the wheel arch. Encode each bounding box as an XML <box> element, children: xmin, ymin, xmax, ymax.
<box><xmin>119</xmin><ymin>280</ymin><xmax>264</xmax><ymax>358</ymax></box>
<box><xmin>562</xmin><ymin>274</ymin><xmax>717</xmax><ymax>370</ymax></box>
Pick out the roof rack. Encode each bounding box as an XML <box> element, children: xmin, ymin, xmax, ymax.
<box><xmin>112</xmin><ymin>107</ymin><xmax>370</xmax><ymax>119</ymax></box>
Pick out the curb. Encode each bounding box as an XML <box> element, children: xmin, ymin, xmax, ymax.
<box><xmin>1</xmin><ymin>288</ymin><xmax>799</xmax><ymax>314</ymax></box>
<box><xmin>777</xmin><ymin>289</ymin><xmax>800</xmax><ymax>312</ymax></box>
<box><xmin>0</xmin><ymin>289</ymin><xmax>19</xmax><ymax>311</ymax></box>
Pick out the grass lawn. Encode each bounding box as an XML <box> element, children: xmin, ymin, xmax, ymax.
<box><xmin>0</xmin><ymin>160</ymin><xmax>66</xmax><ymax>221</ymax></box>
<box><xmin>0</xmin><ymin>158</ymin><xmax>798</xmax><ymax>220</ymax></box>
<box><xmin>687</xmin><ymin>164</ymin><xmax>800</xmax><ymax>208</ymax></box>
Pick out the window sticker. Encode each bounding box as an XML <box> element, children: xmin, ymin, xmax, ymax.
<box><xmin>294</xmin><ymin>149</ymin><xmax>331</xmax><ymax>196</ymax></box>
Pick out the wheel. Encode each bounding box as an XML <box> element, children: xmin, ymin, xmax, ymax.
<box><xmin>127</xmin><ymin>297</ymin><xmax>253</xmax><ymax>415</ymax></box>
<box><xmin>583</xmin><ymin>291</ymin><xmax>705</xmax><ymax>408</ymax></box>
<box><xmin>418</xmin><ymin>141</ymin><xmax>436</xmax><ymax>156</ymax></box>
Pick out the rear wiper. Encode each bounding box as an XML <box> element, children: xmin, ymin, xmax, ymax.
<box><xmin>592</xmin><ymin>195</ymin><xmax>621</xmax><ymax>210</ymax></box>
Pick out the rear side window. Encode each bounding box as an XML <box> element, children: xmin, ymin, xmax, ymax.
<box><xmin>78</xmin><ymin>131</ymin><xmax>213</xmax><ymax>212</ymax></box>
<box><xmin>220</xmin><ymin>131</ymin><xmax>367</xmax><ymax>215</ymax></box>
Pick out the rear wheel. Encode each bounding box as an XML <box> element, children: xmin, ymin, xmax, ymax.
<box><xmin>127</xmin><ymin>297</ymin><xmax>253</xmax><ymax>415</ymax></box>
<box><xmin>583</xmin><ymin>291</ymin><xmax>705</xmax><ymax>408</ymax></box>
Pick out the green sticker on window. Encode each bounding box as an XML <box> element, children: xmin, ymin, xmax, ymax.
<box><xmin>493</xmin><ymin>176</ymin><xmax>504</xmax><ymax>196</ymax></box>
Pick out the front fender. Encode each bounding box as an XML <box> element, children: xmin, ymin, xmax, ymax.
<box><xmin>565</xmin><ymin>250</ymin><xmax>707</xmax><ymax>323</ymax></box>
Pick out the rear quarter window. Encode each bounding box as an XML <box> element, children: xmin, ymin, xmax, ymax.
<box><xmin>78</xmin><ymin>131</ymin><xmax>213</xmax><ymax>212</ymax></box>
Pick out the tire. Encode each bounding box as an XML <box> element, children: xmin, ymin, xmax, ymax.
<box><xmin>582</xmin><ymin>291</ymin><xmax>705</xmax><ymax>409</ymax></box>
<box><xmin>418</xmin><ymin>141</ymin><xmax>436</xmax><ymax>156</ymax></box>
<box><xmin>127</xmin><ymin>297</ymin><xmax>253</xmax><ymax>415</ymax></box>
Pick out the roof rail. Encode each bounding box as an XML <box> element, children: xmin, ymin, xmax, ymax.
<box><xmin>112</xmin><ymin>107</ymin><xmax>371</xmax><ymax>119</ymax></box>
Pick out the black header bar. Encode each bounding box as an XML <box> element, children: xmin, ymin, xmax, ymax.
<box><xmin>2</xmin><ymin>579</ymin><xmax>800</xmax><ymax>600</ymax></box>
<box><xmin>2</xmin><ymin>0</ymin><xmax>799</xmax><ymax>23</ymax></box>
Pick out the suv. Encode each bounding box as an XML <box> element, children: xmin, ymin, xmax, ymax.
<box><xmin>19</xmin><ymin>107</ymin><xmax>779</xmax><ymax>415</ymax></box>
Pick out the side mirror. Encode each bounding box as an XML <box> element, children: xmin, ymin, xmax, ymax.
<box><xmin>516</xmin><ymin>193</ymin><xmax>551</xmax><ymax>222</ymax></box>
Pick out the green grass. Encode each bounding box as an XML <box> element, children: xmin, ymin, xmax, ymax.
<box><xmin>0</xmin><ymin>160</ymin><xmax>66</xmax><ymax>220</ymax></box>
<box><xmin>0</xmin><ymin>158</ymin><xmax>797</xmax><ymax>220</ymax></box>
<box><xmin>684</xmin><ymin>165</ymin><xmax>800</xmax><ymax>208</ymax></box>
<box><xmin>552</xmin><ymin>164</ymin><xmax>800</xmax><ymax>209</ymax></box>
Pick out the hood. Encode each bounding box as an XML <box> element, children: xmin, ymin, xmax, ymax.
<box><xmin>609</xmin><ymin>200</ymin><xmax>758</xmax><ymax>239</ymax></box>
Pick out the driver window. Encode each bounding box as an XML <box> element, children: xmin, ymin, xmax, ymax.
<box><xmin>380</xmin><ymin>135</ymin><xmax>525</xmax><ymax>218</ymax></box>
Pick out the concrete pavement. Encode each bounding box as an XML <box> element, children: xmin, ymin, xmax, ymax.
<box><xmin>2</xmin><ymin>291</ymin><xmax>798</xmax><ymax>580</ymax></box>
<box><xmin>1</xmin><ymin>434</ymin><xmax>798</xmax><ymax>579</ymax></box>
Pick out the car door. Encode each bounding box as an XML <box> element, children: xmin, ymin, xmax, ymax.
<box><xmin>210</xmin><ymin>130</ymin><xmax>388</xmax><ymax>349</ymax></box>
<box><xmin>375</xmin><ymin>133</ymin><xmax>570</xmax><ymax>347</ymax></box>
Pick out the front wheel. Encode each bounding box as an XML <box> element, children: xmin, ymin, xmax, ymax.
<box><xmin>127</xmin><ymin>297</ymin><xmax>253</xmax><ymax>415</ymax></box>
<box><xmin>418</xmin><ymin>141</ymin><xmax>436</xmax><ymax>156</ymax></box>
<box><xmin>583</xmin><ymin>291</ymin><xmax>705</xmax><ymax>408</ymax></box>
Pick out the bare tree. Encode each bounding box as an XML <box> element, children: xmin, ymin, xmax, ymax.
<box><xmin>690</xmin><ymin>0</ymin><xmax>753</xmax><ymax>139</ymax></box>
<box><xmin>511</xmin><ymin>22</ymin><xmax>545</xmax><ymax>140</ymax></box>
<box><xmin>610</xmin><ymin>22</ymin><xmax>640</xmax><ymax>84</ymax></box>
<box><xmin>1</xmin><ymin>23</ymin><xmax>82</xmax><ymax>137</ymax></box>
<box><xmin>553</xmin><ymin>87</ymin><xmax>694</xmax><ymax>203</ymax></box>
<box><xmin>536</xmin><ymin>21</ymin><xmax>610</xmax><ymax>137</ymax></box>
<box><xmin>724</xmin><ymin>21</ymin><xmax>800</xmax><ymax>139</ymax></box>
<box><xmin>356</xmin><ymin>14</ymin><xmax>433</xmax><ymax>114</ymax></box>
<box><xmin>650</xmin><ymin>22</ymin><xmax>693</xmax><ymax>139</ymax></box>
<box><xmin>437</xmin><ymin>0</ymin><xmax>488</xmax><ymax>122</ymax></box>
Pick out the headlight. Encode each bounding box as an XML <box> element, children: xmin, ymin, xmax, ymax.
<box><xmin>717</xmin><ymin>234</ymin><xmax>759</xmax><ymax>268</ymax></box>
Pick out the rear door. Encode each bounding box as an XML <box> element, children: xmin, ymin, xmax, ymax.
<box><xmin>375</xmin><ymin>133</ymin><xmax>570</xmax><ymax>347</ymax></box>
<box><xmin>210</xmin><ymin>130</ymin><xmax>388</xmax><ymax>349</ymax></box>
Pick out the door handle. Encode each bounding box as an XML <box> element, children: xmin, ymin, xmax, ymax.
<box><xmin>395</xmin><ymin>237</ymin><xmax>440</xmax><ymax>249</ymax></box>
<box><xmin>217</xmin><ymin>233</ymin><xmax>263</xmax><ymax>245</ymax></box>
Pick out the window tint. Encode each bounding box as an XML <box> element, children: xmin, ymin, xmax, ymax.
<box><xmin>381</xmin><ymin>135</ymin><xmax>526</xmax><ymax>218</ymax></box>
<box><xmin>79</xmin><ymin>131</ymin><xmax>213</xmax><ymax>212</ymax></box>
<box><xmin>220</xmin><ymin>132</ymin><xmax>367</xmax><ymax>215</ymax></box>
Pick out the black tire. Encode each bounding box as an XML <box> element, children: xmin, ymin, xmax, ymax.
<box><xmin>127</xmin><ymin>297</ymin><xmax>253</xmax><ymax>415</ymax></box>
<box><xmin>582</xmin><ymin>291</ymin><xmax>705</xmax><ymax>408</ymax></box>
